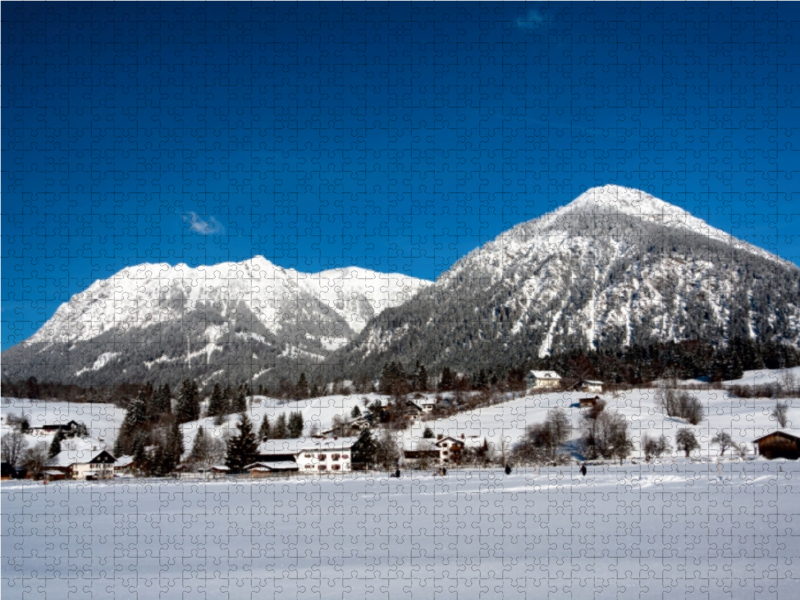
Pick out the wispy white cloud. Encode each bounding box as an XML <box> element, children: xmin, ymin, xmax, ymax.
<box><xmin>182</xmin><ymin>212</ymin><xmax>225</xmax><ymax>235</ymax></box>
<box><xmin>515</xmin><ymin>9</ymin><xmax>550</xmax><ymax>30</ymax></box>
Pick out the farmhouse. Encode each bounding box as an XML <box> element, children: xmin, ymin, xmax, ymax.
<box><xmin>407</xmin><ymin>397</ymin><xmax>437</xmax><ymax>414</ymax></box>
<box><xmin>579</xmin><ymin>396</ymin><xmax>602</xmax><ymax>408</ymax></box>
<box><xmin>403</xmin><ymin>439</ymin><xmax>440</xmax><ymax>468</ymax></box>
<box><xmin>28</xmin><ymin>420</ymin><xmax>86</xmax><ymax>438</ymax></box>
<box><xmin>255</xmin><ymin>436</ymin><xmax>359</xmax><ymax>473</ymax></box>
<box><xmin>435</xmin><ymin>436</ymin><xmax>465</xmax><ymax>465</ymax></box>
<box><xmin>114</xmin><ymin>455</ymin><xmax>135</xmax><ymax>476</ymax></box>
<box><xmin>753</xmin><ymin>430</ymin><xmax>800</xmax><ymax>460</ymax></box>
<box><xmin>244</xmin><ymin>461</ymin><xmax>299</xmax><ymax>478</ymax></box>
<box><xmin>44</xmin><ymin>449</ymin><xmax>116</xmax><ymax>480</ymax></box>
<box><xmin>526</xmin><ymin>370</ymin><xmax>562</xmax><ymax>391</ymax></box>
<box><xmin>579</xmin><ymin>380</ymin><xmax>603</xmax><ymax>393</ymax></box>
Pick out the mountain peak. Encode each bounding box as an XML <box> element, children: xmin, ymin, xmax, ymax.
<box><xmin>563</xmin><ymin>185</ymin><xmax>689</xmax><ymax>219</ymax></box>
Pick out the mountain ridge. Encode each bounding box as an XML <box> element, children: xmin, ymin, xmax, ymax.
<box><xmin>6</xmin><ymin>185</ymin><xmax>800</xmax><ymax>387</ymax></box>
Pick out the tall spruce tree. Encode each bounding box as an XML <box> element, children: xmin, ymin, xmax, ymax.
<box><xmin>296</xmin><ymin>373</ymin><xmax>309</xmax><ymax>399</ymax></box>
<box><xmin>151</xmin><ymin>383</ymin><xmax>172</xmax><ymax>416</ymax></box>
<box><xmin>231</xmin><ymin>385</ymin><xmax>247</xmax><ymax>414</ymax></box>
<box><xmin>352</xmin><ymin>429</ymin><xmax>378</xmax><ymax>469</ymax></box>
<box><xmin>164</xmin><ymin>420</ymin><xmax>185</xmax><ymax>470</ymax></box>
<box><xmin>207</xmin><ymin>383</ymin><xmax>227</xmax><ymax>418</ymax></box>
<box><xmin>49</xmin><ymin>429</ymin><xmax>65</xmax><ymax>458</ymax></box>
<box><xmin>225</xmin><ymin>414</ymin><xmax>258</xmax><ymax>473</ymax></box>
<box><xmin>273</xmin><ymin>414</ymin><xmax>288</xmax><ymax>439</ymax></box>
<box><xmin>189</xmin><ymin>426</ymin><xmax>210</xmax><ymax>466</ymax></box>
<box><xmin>121</xmin><ymin>393</ymin><xmax>149</xmax><ymax>436</ymax></box>
<box><xmin>258</xmin><ymin>415</ymin><xmax>271</xmax><ymax>441</ymax></box>
<box><xmin>175</xmin><ymin>379</ymin><xmax>200</xmax><ymax>424</ymax></box>
<box><xmin>288</xmin><ymin>411</ymin><xmax>304</xmax><ymax>438</ymax></box>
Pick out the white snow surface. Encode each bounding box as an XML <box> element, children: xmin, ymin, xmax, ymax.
<box><xmin>3</xmin><ymin>462</ymin><xmax>799</xmax><ymax>599</ymax></box>
<box><xmin>25</xmin><ymin>257</ymin><xmax>431</xmax><ymax>346</ymax></box>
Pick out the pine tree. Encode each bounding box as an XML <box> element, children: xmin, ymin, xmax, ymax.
<box><xmin>288</xmin><ymin>411</ymin><xmax>304</xmax><ymax>438</ymax></box>
<box><xmin>258</xmin><ymin>415</ymin><xmax>271</xmax><ymax>441</ymax></box>
<box><xmin>351</xmin><ymin>406</ymin><xmax>362</xmax><ymax>419</ymax></box>
<box><xmin>151</xmin><ymin>383</ymin><xmax>172</xmax><ymax>416</ymax></box>
<box><xmin>49</xmin><ymin>429</ymin><xmax>65</xmax><ymax>458</ymax></box>
<box><xmin>121</xmin><ymin>394</ymin><xmax>149</xmax><ymax>435</ymax></box>
<box><xmin>352</xmin><ymin>429</ymin><xmax>377</xmax><ymax>469</ymax></box>
<box><xmin>273</xmin><ymin>413</ymin><xmax>289</xmax><ymax>439</ymax></box>
<box><xmin>296</xmin><ymin>373</ymin><xmax>309</xmax><ymax>399</ymax></box>
<box><xmin>207</xmin><ymin>383</ymin><xmax>227</xmax><ymax>418</ymax></box>
<box><xmin>113</xmin><ymin>436</ymin><xmax>124</xmax><ymax>458</ymax></box>
<box><xmin>231</xmin><ymin>385</ymin><xmax>247</xmax><ymax>414</ymax></box>
<box><xmin>175</xmin><ymin>379</ymin><xmax>200</xmax><ymax>424</ymax></box>
<box><xmin>164</xmin><ymin>420</ymin><xmax>185</xmax><ymax>471</ymax></box>
<box><xmin>439</xmin><ymin>367</ymin><xmax>455</xmax><ymax>391</ymax></box>
<box><xmin>189</xmin><ymin>426</ymin><xmax>210</xmax><ymax>466</ymax></box>
<box><xmin>225</xmin><ymin>414</ymin><xmax>258</xmax><ymax>473</ymax></box>
<box><xmin>413</xmin><ymin>361</ymin><xmax>429</xmax><ymax>392</ymax></box>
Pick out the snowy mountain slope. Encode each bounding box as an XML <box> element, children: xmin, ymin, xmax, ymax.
<box><xmin>2</xmin><ymin>258</ymin><xmax>430</xmax><ymax>387</ymax></box>
<box><xmin>331</xmin><ymin>185</ymin><xmax>800</xmax><ymax>376</ymax></box>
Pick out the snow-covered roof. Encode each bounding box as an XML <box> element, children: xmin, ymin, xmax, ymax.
<box><xmin>753</xmin><ymin>429</ymin><xmax>800</xmax><ymax>442</ymax></box>
<box><xmin>244</xmin><ymin>461</ymin><xmax>298</xmax><ymax>471</ymax></box>
<box><xmin>114</xmin><ymin>455</ymin><xmax>134</xmax><ymax>468</ymax></box>
<box><xmin>528</xmin><ymin>370</ymin><xmax>561</xmax><ymax>379</ymax></box>
<box><xmin>45</xmin><ymin>449</ymin><xmax>113</xmax><ymax>468</ymax></box>
<box><xmin>583</xmin><ymin>380</ymin><xmax>603</xmax><ymax>385</ymax></box>
<box><xmin>210</xmin><ymin>465</ymin><xmax>229</xmax><ymax>471</ymax></box>
<box><xmin>257</xmin><ymin>436</ymin><xmax>360</xmax><ymax>456</ymax></box>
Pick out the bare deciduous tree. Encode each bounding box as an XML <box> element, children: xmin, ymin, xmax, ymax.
<box><xmin>771</xmin><ymin>401</ymin><xmax>789</xmax><ymax>428</ymax></box>
<box><xmin>22</xmin><ymin>443</ymin><xmax>49</xmax><ymax>479</ymax></box>
<box><xmin>1</xmin><ymin>431</ymin><xmax>27</xmax><ymax>466</ymax></box>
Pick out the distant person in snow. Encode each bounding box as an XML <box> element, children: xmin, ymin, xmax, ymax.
<box><xmin>504</xmin><ymin>464</ymin><xmax>512</xmax><ymax>475</ymax></box>
<box><xmin>580</xmin><ymin>463</ymin><xmax>587</xmax><ymax>477</ymax></box>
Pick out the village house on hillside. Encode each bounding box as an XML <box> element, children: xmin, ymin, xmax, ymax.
<box><xmin>526</xmin><ymin>370</ymin><xmax>562</xmax><ymax>391</ymax></box>
<box><xmin>577</xmin><ymin>380</ymin><xmax>603</xmax><ymax>393</ymax></box>
<box><xmin>254</xmin><ymin>437</ymin><xmax>359</xmax><ymax>474</ymax></box>
<box><xmin>753</xmin><ymin>430</ymin><xmax>800</xmax><ymax>460</ymax></box>
<box><xmin>28</xmin><ymin>420</ymin><xmax>87</xmax><ymax>438</ymax></box>
<box><xmin>44</xmin><ymin>449</ymin><xmax>116</xmax><ymax>480</ymax></box>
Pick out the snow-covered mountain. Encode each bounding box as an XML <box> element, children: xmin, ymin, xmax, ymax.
<box><xmin>2</xmin><ymin>258</ymin><xmax>430</xmax><ymax>387</ymax></box>
<box><xmin>331</xmin><ymin>185</ymin><xmax>800</xmax><ymax>376</ymax></box>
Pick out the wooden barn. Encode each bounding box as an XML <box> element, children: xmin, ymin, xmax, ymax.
<box><xmin>753</xmin><ymin>430</ymin><xmax>800</xmax><ymax>460</ymax></box>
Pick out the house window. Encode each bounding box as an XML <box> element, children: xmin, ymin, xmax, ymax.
<box><xmin>341</xmin><ymin>454</ymin><xmax>349</xmax><ymax>459</ymax></box>
<box><xmin>318</xmin><ymin>454</ymin><xmax>327</xmax><ymax>461</ymax></box>
<box><xmin>318</xmin><ymin>465</ymin><xmax>327</xmax><ymax>471</ymax></box>
<box><xmin>331</xmin><ymin>454</ymin><xmax>340</xmax><ymax>461</ymax></box>
<box><xmin>304</xmin><ymin>464</ymin><xmax>313</xmax><ymax>470</ymax></box>
<box><xmin>305</xmin><ymin>454</ymin><xmax>312</xmax><ymax>458</ymax></box>
<box><xmin>332</xmin><ymin>465</ymin><xmax>341</xmax><ymax>471</ymax></box>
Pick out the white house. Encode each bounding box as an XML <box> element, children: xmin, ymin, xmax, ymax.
<box><xmin>526</xmin><ymin>370</ymin><xmax>562</xmax><ymax>391</ymax></box>
<box><xmin>579</xmin><ymin>380</ymin><xmax>603</xmax><ymax>393</ymax></box>
<box><xmin>434</xmin><ymin>436</ymin><xmax>465</xmax><ymax>466</ymax></box>
<box><xmin>44</xmin><ymin>449</ymin><xmax>116</xmax><ymax>480</ymax></box>
<box><xmin>255</xmin><ymin>437</ymin><xmax>360</xmax><ymax>473</ymax></box>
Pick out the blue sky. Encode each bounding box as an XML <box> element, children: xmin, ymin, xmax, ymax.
<box><xmin>3</xmin><ymin>2</ymin><xmax>799</xmax><ymax>350</ymax></box>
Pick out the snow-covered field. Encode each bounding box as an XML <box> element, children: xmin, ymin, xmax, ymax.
<box><xmin>3</xmin><ymin>461</ymin><xmax>799</xmax><ymax>600</ymax></box>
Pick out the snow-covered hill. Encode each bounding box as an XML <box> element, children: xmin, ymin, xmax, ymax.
<box><xmin>2</xmin><ymin>258</ymin><xmax>430</xmax><ymax>386</ymax></box>
<box><xmin>334</xmin><ymin>185</ymin><xmax>800</xmax><ymax>375</ymax></box>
